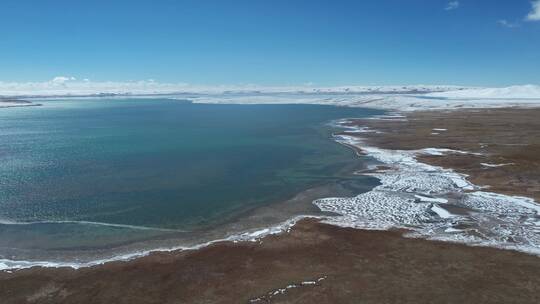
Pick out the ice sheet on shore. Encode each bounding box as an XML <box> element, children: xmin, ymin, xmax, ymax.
<box><xmin>315</xmin><ymin>121</ymin><xmax>540</xmax><ymax>256</ymax></box>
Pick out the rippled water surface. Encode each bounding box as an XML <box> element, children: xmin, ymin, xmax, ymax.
<box><xmin>0</xmin><ymin>98</ymin><xmax>381</xmax><ymax>260</ymax></box>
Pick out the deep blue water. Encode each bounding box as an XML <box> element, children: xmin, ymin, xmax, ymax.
<box><xmin>0</xmin><ymin>98</ymin><xmax>381</xmax><ymax>260</ymax></box>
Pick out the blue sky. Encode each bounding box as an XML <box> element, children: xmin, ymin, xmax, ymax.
<box><xmin>0</xmin><ymin>0</ymin><xmax>539</xmax><ymax>86</ymax></box>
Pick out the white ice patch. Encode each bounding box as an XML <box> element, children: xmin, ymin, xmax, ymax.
<box><xmin>415</xmin><ymin>195</ymin><xmax>448</xmax><ymax>204</ymax></box>
<box><xmin>367</xmin><ymin>113</ymin><xmax>408</xmax><ymax>121</ymax></box>
<box><xmin>420</xmin><ymin>148</ymin><xmax>483</xmax><ymax>157</ymax></box>
<box><xmin>430</xmin><ymin>205</ymin><xmax>455</xmax><ymax>219</ymax></box>
<box><xmin>315</xmin><ymin>191</ymin><xmax>432</xmax><ymax>230</ymax></box>
<box><xmin>480</xmin><ymin>163</ymin><xmax>514</xmax><ymax>168</ymax></box>
<box><xmin>338</xmin><ymin>123</ymin><xmax>383</xmax><ymax>134</ymax></box>
<box><xmin>247</xmin><ymin>228</ymin><xmax>270</xmax><ymax>238</ymax></box>
<box><xmin>427</xmin><ymin>85</ymin><xmax>540</xmax><ymax>99</ymax></box>
<box><xmin>449</xmin><ymin>176</ymin><xmax>475</xmax><ymax>190</ymax></box>
<box><xmin>249</xmin><ymin>276</ymin><xmax>327</xmax><ymax>303</ymax></box>
<box><xmin>463</xmin><ymin>192</ymin><xmax>540</xmax><ymax>214</ymax></box>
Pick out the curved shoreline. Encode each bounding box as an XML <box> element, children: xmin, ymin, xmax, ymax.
<box><xmin>0</xmin><ymin>152</ymin><xmax>373</xmax><ymax>271</ymax></box>
<box><xmin>2</xmin><ymin>218</ymin><xmax>540</xmax><ymax>303</ymax></box>
<box><xmin>0</xmin><ymin>102</ymin><xmax>381</xmax><ymax>271</ymax></box>
<box><xmin>2</xmin><ymin>107</ymin><xmax>540</xmax><ymax>272</ymax></box>
<box><xmin>0</xmin><ymin>215</ymin><xmax>319</xmax><ymax>271</ymax></box>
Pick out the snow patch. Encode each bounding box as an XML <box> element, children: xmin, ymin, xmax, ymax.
<box><xmin>249</xmin><ymin>276</ymin><xmax>327</xmax><ymax>303</ymax></box>
<box><xmin>427</xmin><ymin>85</ymin><xmax>540</xmax><ymax>99</ymax></box>
<box><xmin>420</xmin><ymin>148</ymin><xmax>483</xmax><ymax>157</ymax></box>
<box><xmin>431</xmin><ymin>205</ymin><xmax>455</xmax><ymax>219</ymax></box>
<box><xmin>415</xmin><ymin>195</ymin><xmax>449</xmax><ymax>204</ymax></box>
<box><xmin>480</xmin><ymin>163</ymin><xmax>514</xmax><ymax>168</ymax></box>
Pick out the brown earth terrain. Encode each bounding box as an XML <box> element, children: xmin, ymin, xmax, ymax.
<box><xmin>1</xmin><ymin>219</ymin><xmax>540</xmax><ymax>304</ymax></box>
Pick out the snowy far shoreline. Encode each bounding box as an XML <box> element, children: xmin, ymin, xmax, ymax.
<box><xmin>3</xmin><ymin>82</ymin><xmax>540</xmax><ymax>112</ymax></box>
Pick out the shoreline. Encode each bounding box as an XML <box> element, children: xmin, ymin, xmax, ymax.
<box><xmin>0</xmin><ymin>136</ymin><xmax>375</xmax><ymax>270</ymax></box>
<box><xmin>0</xmin><ymin>184</ymin><xmax>334</xmax><ymax>271</ymax></box>
<box><xmin>2</xmin><ymin>218</ymin><xmax>540</xmax><ymax>303</ymax></box>
<box><xmin>0</xmin><ymin>215</ymin><xmax>312</xmax><ymax>271</ymax></box>
<box><xmin>2</xmin><ymin>106</ymin><xmax>540</xmax><ymax>303</ymax></box>
<box><xmin>2</xmin><ymin>107</ymin><xmax>540</xmax><ymax>272</ymax></box>
<box><xmin>322</xmin><ymin>108</ymin><xmax>540</xmax><ymax>255</ymax></box>
<box><xmin>0</xmin><ymin>98</ymin><xmax>41</xmax><ymax>108</ymax></box>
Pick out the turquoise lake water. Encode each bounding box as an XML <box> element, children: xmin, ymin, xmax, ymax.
<box><xmin>0</xmin><ymin>98</ymin><xmax>381</xmax><ymax>262</ymax></box>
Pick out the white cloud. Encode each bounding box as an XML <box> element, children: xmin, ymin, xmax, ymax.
<box><xmin>445</xmin><ymin>1</ymin><xmax>460</xmax><ymax>11</ymax></box>
<box><xmin>497</xmin><ymin>19</ymin><xmax>520</xmax><ymax>28</ymax></box>
<box><xmin>526</xmin><ymin>0</ymin><xmax>540</xmax><ymax>21</ymax></box>
<box><xmin>51</xmin><ymin>76</ymin><xmax>76</xmax><ymax>85</ymax></box>
<box><xmin>0</xmin><ymin>77</ymin><xmax>192</xmax><ymax>96</ymax></box>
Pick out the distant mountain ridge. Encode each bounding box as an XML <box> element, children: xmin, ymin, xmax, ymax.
<box><xmin>0</xmin><ymin>78</ymin><xmax>467</xmax><ymax>97</ymax></box>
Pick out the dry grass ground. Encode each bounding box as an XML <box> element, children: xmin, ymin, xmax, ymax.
<box><xmin>1</xmin><ymin>219</ymin><xmax>540</xmax><ymax>304</ymax></box>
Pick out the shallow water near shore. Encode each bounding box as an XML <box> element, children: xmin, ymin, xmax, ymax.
<box><xmin>0</xmin><ymin>98</ymin><xmax>381</xmax><ymax>265</ymax></box>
